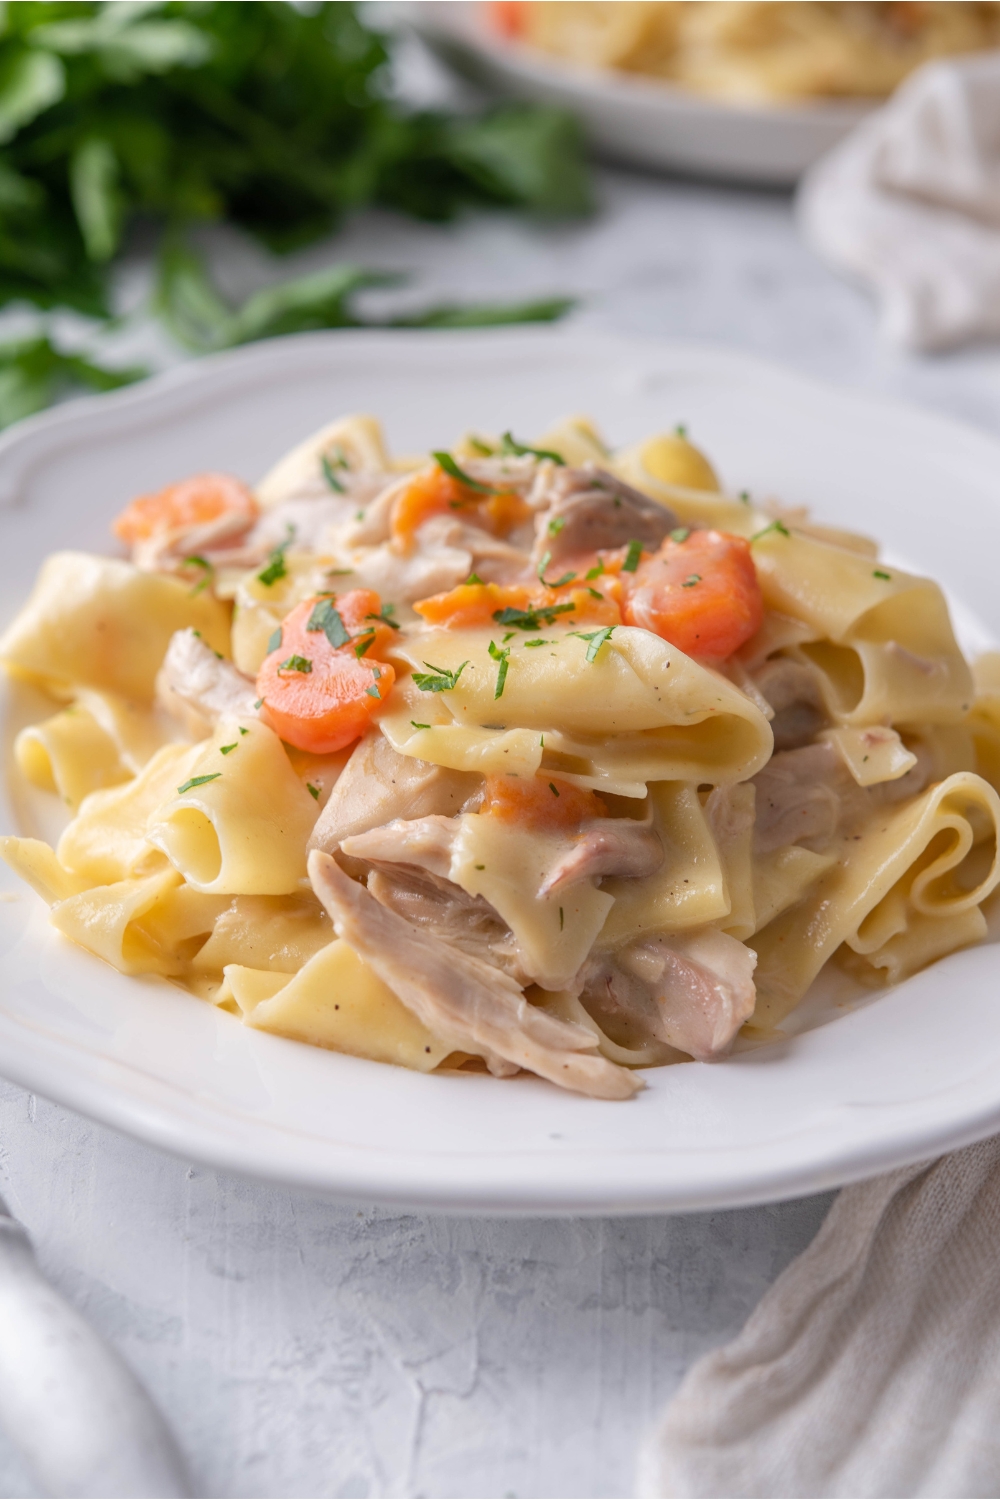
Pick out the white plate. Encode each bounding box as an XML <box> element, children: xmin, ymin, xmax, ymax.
<box><xmin>3</xmin><ymin>328</ymin><xmax>1000</xmax><ymax>1215</ymax></box>
<box><xmin>409</xmin><ymin>0</ymin><xmax>870</xmax><ymax>186</ymax></box>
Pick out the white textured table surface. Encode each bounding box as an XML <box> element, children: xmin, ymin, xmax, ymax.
<box><xmin>4</xmin><ymin>126</ymin><xmax>1000</xmax><ymax>1500</ymax></box>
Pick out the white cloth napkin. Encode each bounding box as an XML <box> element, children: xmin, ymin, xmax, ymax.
<box><xmin>798</xmin><ymin>53</ymin><xmax>1000</xmax><ymax>351</ymax></box>
<box><xmin>639</xmin><ymin>1137</ymin><xmax>1000</xmax><ymax>1499</ymax></box>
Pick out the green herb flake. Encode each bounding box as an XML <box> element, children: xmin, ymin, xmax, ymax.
<box><xmin>433</xmin><ymin>450</ymin><xmax>496</xmax><ymax>493</ymax></box>
<box><xmin>739</xmin><ymin>490</ymin><xmax>751</xmax><ymax>504</ymax></box>
<box><xmin>622</xmin><ymin>539</ymin><xmax>643</xmax><ymax>573</ymax></box>
<box><xmin>306</xmin><ymin>597</ymin><xmax>350</xmax><ymax>649</ymax></box>
<box><xmin>493</xmin><ymin>602</ymin><xmax>576</xmax><ymax>631</ymax></box>
<box><xmin>670</xmin><ymin>528</ymin><xmax>691</xmax><ymax>544</ymax></box>
<box><xmin>411</xmin><ymin>721</ymin><xmax>431</xmax><ymax>730</ymax></box>
<box><xmin>466</xmin><ymin>572</ymin><xmax>485</xmax><ymax>586</ymax></box>
<box><xmin>353</xmin><ymin>631</ymin><xmax>376</xmax><ymax>658</ymax></box>
<box><xmin>559</xmin><ymin>906</ymin><xmax>564</xmax><ymax>930</ymax></box>
<box><xmin>675</xmin><ymin>423</ymin><xmax>688</xmax><ymax>439</ymax></box>
<box><xmin>413</xmin><ymin>660</ymin><xmax>468</xmax><ymax>693</ymax></box>
<box><xmin>278</xmin><ymin>655</ymin><xmax>312</xmax><ymax>673</ymax></box>
<box><xmin>873</xmin><ymin>569</ymin><xmax>892</xmax><ymax>581</ymax></box>
<box><xmin>548</xmin><ymin>782</ymin><xmax>560</xmax><ymax>797</ymax></box>
<box><xmin>475</xmin><ymin>863</ymin><xmax>486</xmax><ymax>871</ymax></box>
<box><xmin>321</xmin><ymin>446</ymin><xmax>349</xmax><ymax>492</ymax></box>
<box><xmin>258</xmin><ymin>550</ymin><xmax>288</xmax><ymax>587</ymax></box>
<box><xmin>468</xmin><ymin>437</ymin><xmax>493</xmax><ymax>456</ymax></box>
<box><xmin>238</xmin><ymin>727</ymin><xmax>249</xmax><ymax>735</ymax></box>
<box><xmin>585</xmin><ymin>564</ymin><xmax>604</xmax><ymax>581</ymax></box>
<box><xmin>365</xmin><ymin>683</ymin><xmax>381</xmax><ymax>699</ymax></box>
<box><xmin>184</xmin><ymin>555</ymin><xmax>214</xmax><ymax>593</ymax></box>
<box><xmin>501</xmin><ymin>431</ymin><xmax>565</xmax><ymax>464</ymax></box>
<box><xmin>177</xmin><ymin>773</ymin><xmax>222</xmax><ymax>795</ymax></box>
<box><xmin>365</xmin><ymin>603</ymin><xmax>399</xmax><ymax>630</ymax></box>
<box><xmin>267</xmin><ymin>627</ymin><xmax>282</xmax><ymax>654</ymax></box>
<box><xmin>548</xmin><ymin>516</ymin><xmax>567</xmax><ymax>535</ymax></box>
<box><xmin>253</xmin><ymin>698</ymin><xmax>263</xmax><ymax>710</ymax></box>
<box><xmin>750</xmin><ymin>520</ymin><xmax>791</xmax><ymax>543</ymax></box>
<box><xmin>586</xmin><ymin>587</ymin><xmax>604</xmax><ymax>600</ymax></box>
<box><xmin>571</xmin><ymin>625</ymin><xmax>616</xmax><ymax>662</ymax></box>
<box><xmin>524</xmin><ymin>638</ymin><xmax>549</xmax><ymax>647</ymax></box>
<box><xmin>219</xmin><ymin>743</ymin><xmax>238</xmax><ymax>755</ymax></box>
<box><xmin>307</xmin><ymin>781</ymin><xmax>321</xmax><ymax>800</ymax></box>
<box><xmin>682</xmin><ymin>574</ymin><xmax>702</xmax><ymax>587</ymax></box>
<box><xmin>488</xmin><ymin>639</ymin><xmax>511</xmax><ymax>699</ymax></box>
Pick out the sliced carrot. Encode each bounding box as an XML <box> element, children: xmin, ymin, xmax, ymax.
<box><xmin>489</xmin><ymin>1</ymin><xmax>527</xmax><ymax>37</ymax></box>
<box><xmin>414</xmin><ymin>580</ymin><xmax>620</xmax><ymax>630</ymax></box>
<box><xmin>482</xmin><ymin>774</ymin><xmax>606</xmax><ymax>831</ymax></box>
<box><xmin>113</xmin><ymin>472</ymin><xmax>257</xmax><ymax>545</ymax></box>
<box><xmin>621</xmin><ymin>529</ymin><xmax>763</xmax><ymax>662</ymax></box>
<box><xmin>257</xmin><ymin>590</ymin><xmax>396</xmax><ymax>754</ymax></box>
<box><xmin>390</xmin><ymin>465</ymin><xmax>528</xmax><ymax>550</ymax></box>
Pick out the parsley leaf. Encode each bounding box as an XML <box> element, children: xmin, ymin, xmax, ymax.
<box><xmin>413</xmin><ymin>660</ymin><xmax>468</xmax><ymax>693</ymax></box>
<box><xmin>219</xmin><ymin>743</ymin><xmax>238</xmax><ymax>755</ymax></box>
<box><xmin>682</xmin><ymin>574</ymin><xmax>701</xmax><ymax>587</ymax></box>
<box><xmin>571</xmin><ymin>625</ymin><xmax>616</xmax><ymax>662</ymax></box>
<box><xmin>750</xmin><ymin>520</ymin><xmax>791</xmax><ymax>543</ymax></box>
<box><xmin>257</xmin><ymin>525</ymin><xmax>295</xmax><ymax>586</ymax></box>
<box><xmin>670</xmin><ymin>527</ymin><xmax>691</xmax><ymax>544</ymax></box>
<box><xmin>278</xmin><ymin>655</ymin><xmax>312</xmax><ymax>673</ymax></box>
<box><xmin>488</xmin><ymin>639</ymin><xmax>511</xmax><ymax>699</ymax></box>
<box><xmin>184</xmin><ymin>555</ymin><xmax>214</xmax><ymax>594</ymax></box>
<box><xmin>321</xmin><ymin>448</ymin><xmax>349</xmax><ymax>492</ymax></box>
<box><xmin>306</xmin><ymin>597</ymin><xmax>350</xmax><ymax>649</ymax></box>
<box><xmin>492</xmin><ymin>602</ymin><xmax>576</xmax><ymax>630</ymax></box>
<box><xmin>501</xmin><ymin>431</ymin><xmax>566</xmax><ymax>464</ymax></box>
<box><xmin>307</xmin><ymin>782</ymin><xmax>321</xmax><ymax>800</ymax></box>
<box><xmin>177</xmin><ymin>773</ymin><xmax>222</xmax><ymax>795</ymax></box>
<box><xmin>433</xmin><ymin>451</ymin><xmax>496</xmax><ymax>493</ymax></box>
<box><xmin>365</xmin><ymin>603</ymin><xmax>399</xmax><ymax>630</ymax></box>
<box><xmin>622</xmin><ymin>539</ymin><xmax>643</xmax><ymax>573</ymax></box>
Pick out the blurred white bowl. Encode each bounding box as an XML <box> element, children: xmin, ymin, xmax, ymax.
<box><xmin>408</xmin><ymin>0</ymin><xmax>872</xmax><ymax>186</ymax></box>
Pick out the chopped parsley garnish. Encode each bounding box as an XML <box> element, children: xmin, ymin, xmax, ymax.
<box><xmin>253</xmin><ymin>698</ymin><xmax>263</xmax><ymax>710</ymax></box>
<box><xmin>537</xmin><ymin>548</ymin><xmax>577</xmax><ymax>589</ymax></box>
<box><xmin>467</xmin><ymin>437</ymin><xmax>494</xmax><ymax>456</ymax></box>
<box><xmin>413</xmin><ymin>660</ymin><xmax>468</xmax><ymax>692</ymax></box>
<box><xmin>548</xmin><ymin>782</ymin><xmax>560</xmax><ymax>797</ymax></box>
<box><xmin>411</xmin><ymin>721</ymin><xmax>431</xmax><ymax>730</ymax></box>
<box><xmin>184</xmin><ymin>555</ymin><xmax>214</xmax><ymax>594</ymax></box>
<box><xmin>524</xmin><ymin>638</ymin><xmax>549</xmax><ymax>647</ymax></box>
<box><xmin>238</xmin><ymin>727</ymin><xmax>249</xmax><ymax>735</ymax></box>
<box><xmin>488</xmin><ymin>639</ymin><xmax>511</xmax><ymax>699</ymax></box>
<box><xmin>622</xmin><ymin>539</ymin><xmax>643</xmax><ymax>573</ymax></box>
<box><xmin>501</xmin><ymin>431</ymin><xmax>565</xmax><ymax>464</ymax></box>
<box><xmin>433</xmin><ymin>450</ymin><xmax>496</xmax><ymax>493</ymax></box>
<box><xmin>586</xmin><ymin>587</ymin><xmax>604</xmax><ymax>600</ymax></box>
<box><xmin>177</xmin><ymin>773</ymin><xmax>221</xmax><ymax>795</ymax></box>
<box><xmin>675</xmin><ymin>423</ymin><xmax>688</xmax><ymax>438</ymax></box>
<box><xmin>571</xmin><ymin>624</ymin><xmax>616</xmax><ymax>661</ymax></box>
<box><xmin>873</xmin><ymin>569</ymin><xmax>892</xmax><ymax>581</ymax></box>
<box><xmin>466</xmin><ymin>572</ymin><xmax>485</xmax><ymax>586</ymax></box>
<box><xmin>306</xmin><ymin>597</ymin><xmax>350</xmax><ymax>649</ymax></box>
<box><xmin>257</xmin><ymin>525</ymin><xmax>295</xmax><ymax>586</ymax></box>
<box><xmin>682</xmin><ymin>574</ymin><xmax>701</xmax><ymax>587</ymax></box>
<box><xmin>559</xmin><ymin>906</ymin><xmax>564</xmax><ymax>930</ymax></box>
<box><xmin>493</xmin><ymin>602</ymin><xmax>576</xmax><ymax>631</ymax></box>
<box><xmin>365</xmin><ymin>603</ymin><xmax>399</xmax><ymax>630</ymax></box>
<box><xmin>219</xmin><ymin>743</ymin><xmax>238</xmax><ymax>755</ymax></box>
<box><xmin>670</xmin><ymin>527</ymin><xmax>691</xmax><ymax>544</ymax></box>
<box><xmin>353</xmin><ymin>631</ymin><xmax>376</xmax><ymax>658</ymax></box>
<box><xmin>739</xmin><ymin>490</ymin><xmax>750</xmax><ymax>504</ymax></box>
<box><xmin>321</xmin><ymin>446</ymin><xmax>349</xmax><ymax>492</ymax></box>
<box><xmin>267</xmin><ymin>627</ymin><xmax>282</xmax><ymax>654</ymax></box>
<box><xmin>278</xmin><ymin>655</ymin><xmax>312</xmax><ymax>673</ymax></box>
<box><xmin>548</xmin><ymin>516</ymin><xmax>567</xmax><ymax>535</ymax></box>
<box><xmin>585</xmin><ymin>564</ymin><xmax>603</xmax><ymax>581</ymax></box>
<box><xmin>503</xmin><ymin>631</ymin><xmax>516</xmax><ymax>643</ymax></box>
<box><xmin>365</xmin><ymin>683</ymin><xmax>382</xmax><ymax>699</ymax></box>
<box><xmin>750</xmin><ymin>520</ymin><xmax>791</xmax><ymax>543</ymax></box>
<box><xmin>307</xmin><ymin>782</ymin><xmax>321</xmax><ymax>800</ymax></box>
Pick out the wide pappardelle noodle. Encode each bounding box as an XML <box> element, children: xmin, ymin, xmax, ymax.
<box><xmin>3</xmin><ymin>411</ymin><xmax>1000</xmax><ymax>1099</ymax></box>
<box><xmin>492</xmin><ymin>2</ymin><xmax>1000</xmax><ymax>104</ymax></box>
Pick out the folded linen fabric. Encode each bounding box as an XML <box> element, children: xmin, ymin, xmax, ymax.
<box><xmin>798</xmin><ymin>54</ymin><xmax>1000</xmax><ymax>351</ymax></box>
<box><xmin>639</xmin><ymin>1137</ymin><xmax>1000</xmax><ymax>1499</ymax></box>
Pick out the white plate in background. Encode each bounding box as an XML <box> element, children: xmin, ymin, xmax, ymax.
<box><xmin>407</xmin><ymin>0</ymin><xmax>870</xmax><ymax>186</ymax></box>
<box><xmin>2</xmin><ymin>328</ymin><xmax>1000</xmax><ymax>1215</ymax></box>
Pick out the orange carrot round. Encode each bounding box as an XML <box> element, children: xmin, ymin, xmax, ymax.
<box><xmin>113</xmin><ymin>472</ymin><xmax>257</xmax><ymax>545</ymax></box>
<box><xmin>482</xmin><ymin>774</ymin><xmax>606</xmax><ymax>831</ymax></box>
<box><xmin>390</xmin><ymin>465</ymin><xmax>528</xmax><ymax>550</ymax></box>
<box><xmin>414</xmin><ymin>580</ymin><xmax>620</xmax><ymax>630</ymax></box>
<box><xmin>621</xmin><ymin>529</ymin><xmax>763</xmax><ymax>662</ymax></box>
<box><xmin>257</xmin><ymin>590</ymin><xmax>396</xmax><ymax>754</ymax></box>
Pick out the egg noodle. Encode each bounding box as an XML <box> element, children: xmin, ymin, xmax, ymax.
<box><xmin>493</xmin><ymin>2</ymin><xmax>1000</xmax><ymax>103</ymax></box>
<box><xmin>3</xmin><ymin>413</ymin><xmax>999</xmax><ymax>1098</ymax></box>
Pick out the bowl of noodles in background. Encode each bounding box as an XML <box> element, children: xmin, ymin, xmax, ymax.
<box><xmin>410</xmin><ymin>1</ymin><xmax>1000</xmax><ymax>184</ymax></box>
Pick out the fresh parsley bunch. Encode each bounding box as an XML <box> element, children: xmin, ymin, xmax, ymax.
<box><xmin>0</xmin><ymin>0</ymin><xmax>589</xmax><ymax>423</ymax></box>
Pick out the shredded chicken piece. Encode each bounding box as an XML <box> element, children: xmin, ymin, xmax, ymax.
<box><xmin>531</xmin><ymin>464</ymin><xmax>678</xmax><ymax>570</ymax></box>
<box><xmin>340</xmin><ymin>815</ymin><xmax>457</xmax><ymax>879</ymax></box>
<box><xmin>752</xmin><ymin>656</ymin><xmax>829</xmax><ymax>751</ymax></box>
<box><xmin>309</xmin><ymin>851</ymin><xmax>641</xmax><ymax>1099</ymax></box>
<box><xmin>155</xmin><ymin>628</ymin><xmax>258</xmax><ymax>734</ymax></box>
<box><xmin>752</xmin><ymin>739</ymin><xmax>934</xmax><ymax>855</ymax></box>
<box><xmin>365</xmin><ymin>864</ymin><xmax>525</xmax><ymax>980</ymax></box>
<box><xmin>309</xmin><ymin>733</ymin><xmax>479</xmax><ymax>853</ymax></box>
<box><xmin>537</xmin><ymin>816</ymin><xmax>663</xmax><ymax>896</ymax></box>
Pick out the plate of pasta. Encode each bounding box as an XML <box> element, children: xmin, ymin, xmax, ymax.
<box><xmin>412</xmin><ymin>2</ymin><xmax>1000</xmax><ymax>184</ymax></box>
<box><xmin>3</xmin><ymin>328</ymin><xmax>1000</xmax><ymax>1213</ymax></box>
